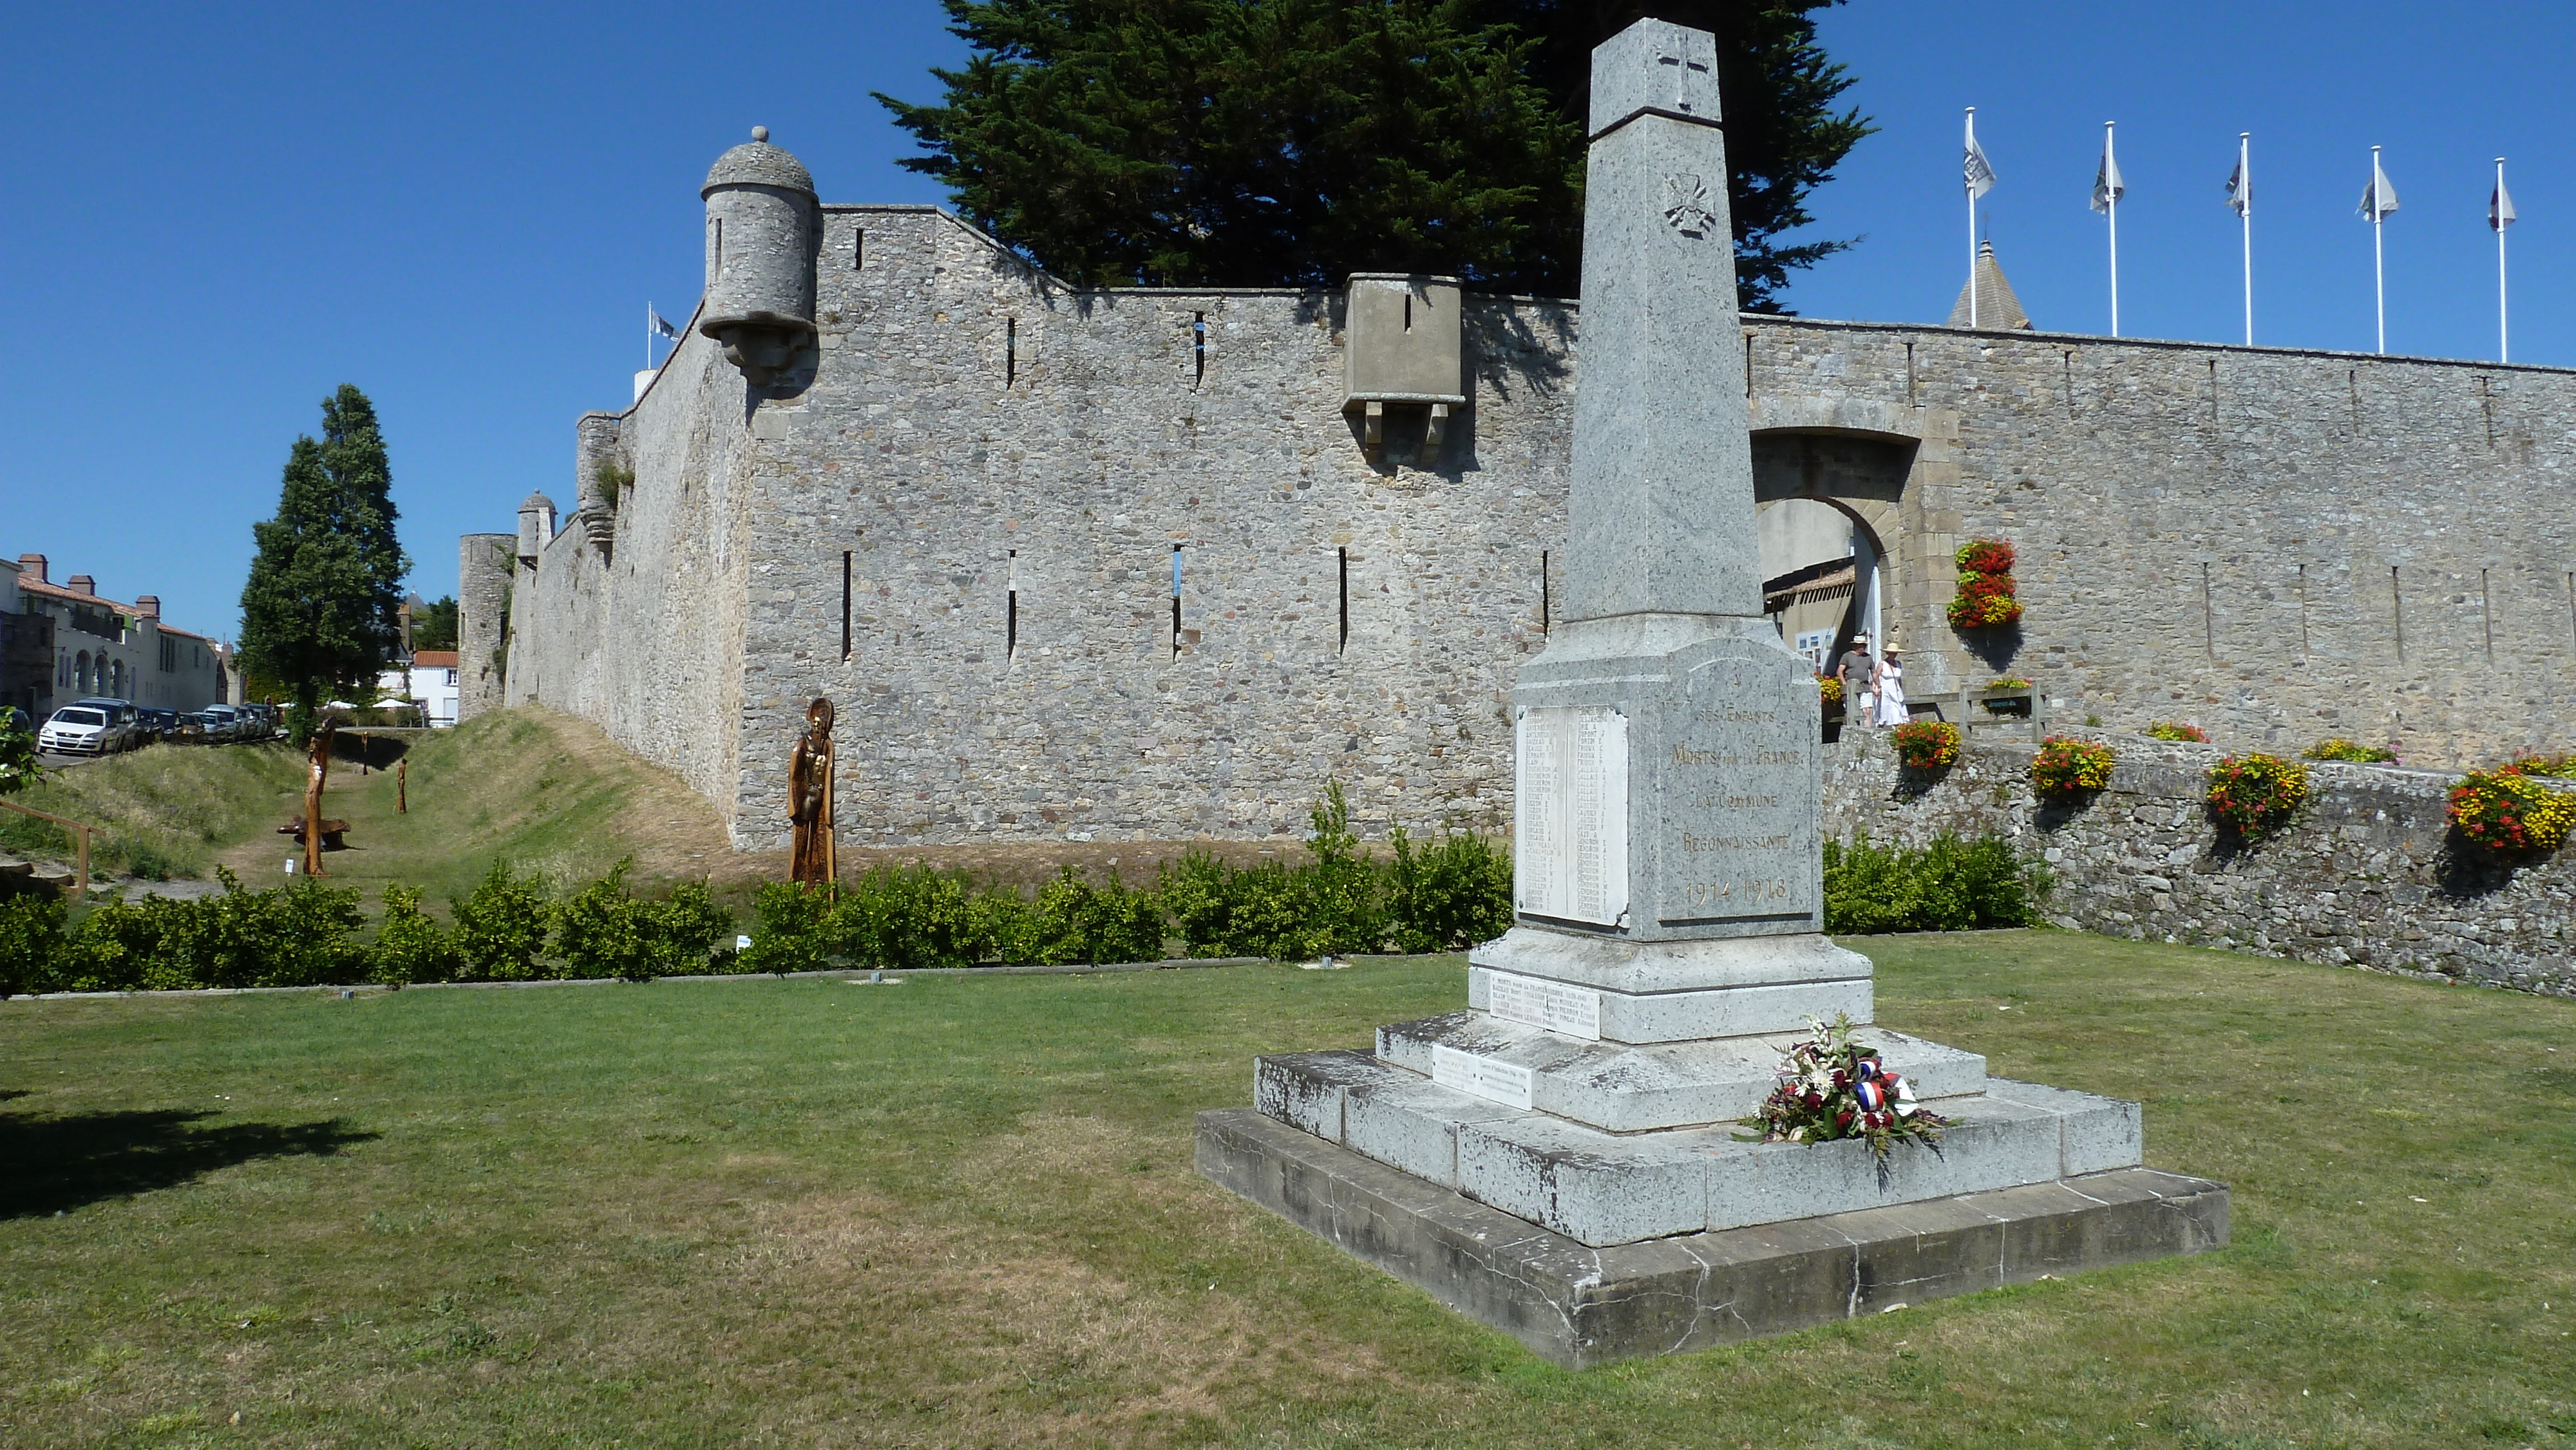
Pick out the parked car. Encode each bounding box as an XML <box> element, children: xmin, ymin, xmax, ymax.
<box><xmin>39</xmin><ymin>703</ymin><xmax>139</xmax><ymax>757</ymax></box>
<box><xmin>136</xmin><ymin>707</ymin><xmax>181</xmax><ymax>742</ymax></box>
<box><xmin>176</xmin><ymin>710</ymin><xmax>222</xmax><ymax>744</ymax></box>
<box><xmin>202</xmin><ymin>705</ymin><xmax>249</xmax><ymax>742</ymax></box>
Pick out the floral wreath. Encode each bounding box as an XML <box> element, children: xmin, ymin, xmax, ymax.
<box><xmin>1750</xmin><ymin>1013</ymin><xmax>1948</xmax><ymax>1183</ymax></box>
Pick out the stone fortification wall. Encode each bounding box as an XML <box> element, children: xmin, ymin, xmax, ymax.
<box><xmin>455</xmin><ymin>534</ymin><xmax>513</xmax><ymax>720</ymax></box>
<box><xmin>504</xmin><ymin>318</ymin><xmax>758</xmax><ymax>825</ymax></box>
<box><xmin>719</xmin><ymin>206</ymin><xmax>1569</xmax><ymax>847</ymax></box>
<box><xmin>1822</xmin><ymin>733</ymin><xmax>2576</xmax><ymax>999</ymax></box>
<box><xmin>497</xmin><ymin>199</ymin><xmax>2576</xmax><ymax>851</ymax></box>
<box><xmin>1750</xmin><ymin>319</ymin><xmax>2576</xmax><ymax>764</ymax></box>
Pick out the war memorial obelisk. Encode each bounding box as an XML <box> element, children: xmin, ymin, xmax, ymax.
<box><xmin>1198</xmin><ymin>19</ymin><xmax>2226</xmax><ymax>1367</ymax></box>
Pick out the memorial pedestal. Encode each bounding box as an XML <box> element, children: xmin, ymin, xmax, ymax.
<box><xmin>1200</xmin><ymin>15</ymin><xmax>2226</xmax><ymax>1361</ymax></box>
<box><xmin>1197</xmin><ymin>1108</ymin><xmax>2230</xmax><ymax>1369</ymax></box>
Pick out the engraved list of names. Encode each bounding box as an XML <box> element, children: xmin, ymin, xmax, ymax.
<box><xmin>1513</xmin><ymin>705</ymin><xmax>1629</xmax><ymax>926</ymax></box>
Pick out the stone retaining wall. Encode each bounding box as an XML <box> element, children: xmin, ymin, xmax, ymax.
<box><xmin>1822</xmin><ymin>731</ymin><xmax>2576</xmax><ymax>998</ymax></box>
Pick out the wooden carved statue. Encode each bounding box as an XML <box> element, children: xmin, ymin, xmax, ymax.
<box><xmin>788</xmin><ymin>697</ymin><xmax>836</xmax><ymax>889</ymax></box>
<box><xmin>303</xmin><ymin>716</ymin><xmax>336</xmax><ymax>878</ymax></box>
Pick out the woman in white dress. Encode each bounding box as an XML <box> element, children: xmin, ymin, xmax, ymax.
<box><xmin>1872</xmin><ymin>650</ymin><xmax>1908</xmax><ymax>728</ymax></box>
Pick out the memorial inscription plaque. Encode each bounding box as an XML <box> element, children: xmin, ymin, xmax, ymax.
<box><xmin>1646</xmin><ymin>639</ymin><xmax>1821</xmax><ymax>930</ymax></box>
<box><xmin>1431</xmin><ymin>1044</ymin><xmax>1537</xmax><ymax>1110</ymax></box>
<box><xmin>1486</xmin><ymin>971</ymin><xmax>1605</xmax><ymax>1040</ymax></box>
<box><xmin>1513</xmin><ymin>705</ymin><xmax>1630</xmax><ymax>927</ymax></box>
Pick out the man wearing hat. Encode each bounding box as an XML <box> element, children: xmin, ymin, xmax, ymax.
<box><xmin>1834</xmin><ymin>634</ymin><xmax>1877</xmax><ymax>730</ymax></box>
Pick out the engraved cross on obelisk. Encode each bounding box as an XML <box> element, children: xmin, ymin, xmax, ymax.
<box><xmin>1484</xmin><ymin>19</ymin><xmax>1824</xmax><ymax>953</ymax></box>
<box><xmin>1477</xmin><ymin>17</ymin><xmax>1844</xmax><ymax>1000</ymax></box>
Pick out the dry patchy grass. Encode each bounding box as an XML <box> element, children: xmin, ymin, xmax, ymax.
<box><xmin>1</xmin><ymin>934</ymin><xmax>2570</xmax><ymax>1447</ymax></box>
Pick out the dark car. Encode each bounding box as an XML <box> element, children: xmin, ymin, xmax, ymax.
<box><xmin>136</xmin><ymin>708</ymin><xmax>180</xmax><ymax>742</ymax></box>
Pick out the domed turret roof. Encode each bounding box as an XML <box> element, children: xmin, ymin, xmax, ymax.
<box><xmin>520</xmin><ymin>492</ymin><xmax>556</xmax><ymax>512</ymax></box>
<box><xmin>703</xmin><ymin>127</ymin><xmax>815</xmax><ymax>198</ymax></box>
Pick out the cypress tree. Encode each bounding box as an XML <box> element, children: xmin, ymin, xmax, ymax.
<box><xmin>876</xmin><ymin>0</ymin><xmax>1870</xmax><ymax>306</ymax></box>
<box><xmin>238</xmin><ymin>386</ymin><xmax>410</xmax><ymax>740</ymax></box>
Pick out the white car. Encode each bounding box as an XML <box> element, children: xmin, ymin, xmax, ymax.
<box><xmin>39</xmin><ymin>704</ymin><xmax>138</xmax><ymax>757</ymax></box>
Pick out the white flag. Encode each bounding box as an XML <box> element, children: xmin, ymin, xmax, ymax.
<box><xmin>2091</xmin><ymin>128</ymin><xmax>2125</xmax><ymax>214</ymax></box>
<box><xmin>2492</xmin><ymin>176</ymin><xmax>2517</xmax><ymax>232</ymax></box>
<box><xmin>2359</xmin><ymin>155</ymin><xmax>2400</xmax><ymax>221</ymax></box>
<box><xmin>2226</xmin><ymin>139</ymin><xmax>2251</xmax><ymax>218</ymax></box>
<box><xmin>650</xmin><ymin>308</ymin><xmax>681</xmax><ymax>340</ymax></box>
<box><xmin>1964</xmin><ymin>111</ymin><xmax>1996</xmax><ymax>199</ymax></box>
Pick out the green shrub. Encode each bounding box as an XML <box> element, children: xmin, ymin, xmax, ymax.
<box><xmin>38</xmin><ymin>872</ymin><xmax>367</xmax><ymax>992</ymax></box>
<box><xmin>1157</xmin><ymin>849</ymin><xmax>1235</xmax><ymax>958</ymax></box>
<box><xmin>52</xmin><ymin>896</ymin><xmax>161</xmax><ymax>992</ymax></box>
<box><xmin>1300</xmin><ymin>782</ymin><xmax>1387</xmax><ymax>956</ymax></box>
<box><xmin>1222</xmin><ymin>860</ymin><xmax>1315</xmax><ymax>960</ymax></box>
<box><xmin>739</xmin><ymin>880</ymin><xmax>835</xmax><ymax>974</ymax></box>
<box><xmin>1027</xmin><ymin>866</ymin><xmax>1166</xmax><ymax>965</ymax></box>
<box><xmin>372</xmin><ymin>884</ymin><xmax>464</xmax><ymax>985</ymax></box>
<box><xmin>832</xmin><ymin>864</ymin><xmax>993</xmax><ymax>970</ymax></box>
<box><xmin>552</xmin><ymin>859</ymin><xmax>730</xmax><ymax>981</ymax></box>
<box><xmin>450</xmin><ymin>860</ymin><xmax>550</xmax><ymax>981</ymax></box>
<box><xmin>0</xmin><ymin>710</ymin><xmax>40</xmax><ymax>796</ymax></box>
<box><xmin>976</xmin><ymin>882</ymin><xmax>1044</xmax><ymax>965</ymax></box>
<box><xmin>1823</xmin><ymin>834</ymin><xmax>2041</xmax><ymax>935</ymax></box>
<box><xmin>0</xmin><ymin>895</ymin><xmax>64</xmax><ymax>995</ymax></box>
<box><xmin>1387</xmin><ymin>825</ymin><xmax>1513</xmax><ymax>953</ymax></box>
<box><xmin>155</xmin><ymin>870</ymin><xmax>368</xmax><ymax>989</ymax></box>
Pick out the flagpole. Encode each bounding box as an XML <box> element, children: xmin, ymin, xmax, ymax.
<box><xmin>2371</xmin><ymin>146</ymin><xmax>2387</xmax><ymax>356</ymax></box>
<box><xmin>1966</xmin><ymin>108</ymin><xmax>1980</xmax><ymax>328</ymax></box>
<box><xmin>2239</xmin><ymin>134</ymin><xmax>2253</xmax><ymax>347</ymax></box>
<box><xmin>2105</xmin><ymin>122</ymin><xmax>2119</xmax><ymax>337</ymax></box>
<box><xmin>2497</xmin><ymin>158</ymin><xmax>2510</xmax><ymax>364</ymax></box>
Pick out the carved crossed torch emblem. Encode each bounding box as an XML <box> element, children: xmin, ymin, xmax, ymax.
<box><xmin>1663</xmin><ymin>173</ymin><xmax>1718</xmax><ymax>238</ymax></box>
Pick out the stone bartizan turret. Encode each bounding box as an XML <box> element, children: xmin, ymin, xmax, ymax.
<box><xmin>700</xmin><ymin>126</ymin><xmax>819</xmax><ymax>386</ymax></box>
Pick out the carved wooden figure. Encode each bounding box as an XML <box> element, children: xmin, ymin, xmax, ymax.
<box><xmin>303</xmin><ymin>717</ymin><xmax>336</xmax><ymax>878</ymax></box>
<box><xmin>397</xmin><ymin>757</ymin><xmax>408</xmax><ymax>814</ymax></box>
<box><xmin>788</xmin><ymin>698</ymin><xmax>835</xmax><ymax>889</ymax></box>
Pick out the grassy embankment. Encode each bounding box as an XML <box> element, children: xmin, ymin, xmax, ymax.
<box><xmin>0</xmin><ymin>742</ymin><xmax>305</xmax><ymax>880</ymax></box>
<box><xmin>3</xmin><ymin>708</ymin><xmax>734</xmax><ymax>909</ymax></box>
<box><xmin>206</xmin><ymin>708</ymin><xmax>735</xmax><ymax>907</ymax></box>
<box><xmin>2</xmin><ymin>931</ymin><xmax>2570</xmax><ymax>1447</ymax></box>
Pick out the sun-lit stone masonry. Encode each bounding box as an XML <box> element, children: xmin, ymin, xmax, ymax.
<box><xmin>482</xmin><ymin>131</ymin><xmax>2576</xmax><ymax>850</ymax></box>
<box><xmin>1824</xmin><ymin>732</ymin><xmax>2576</xmax><ymax>999</ymax></box>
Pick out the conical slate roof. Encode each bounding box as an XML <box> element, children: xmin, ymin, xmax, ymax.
<box><xmin>1947</xmin><ymin>241</ymin><xmax>2032</xmax><ymax>330</ymax></box>
<box><xmin>703</xmin><ymin>127</ymin><xmax>814</xmax><ymax>198</ymax></box>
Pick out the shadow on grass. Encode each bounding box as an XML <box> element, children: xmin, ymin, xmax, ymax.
<box><xmin>0</xmin><ymin>1107</ymin><xmax>377</xmax><ymax>1218</ymax></box>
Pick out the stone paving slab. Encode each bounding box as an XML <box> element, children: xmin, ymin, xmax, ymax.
<box><xmin>1375</xmin><ymin>1010</ymin><xmax>1989</xmax><ymax>1131</ymax></box>
<box><xmin>1197</xmin><ymin>1107</ymin><xmax>2230</xmax><ymax>1368</ymax></box>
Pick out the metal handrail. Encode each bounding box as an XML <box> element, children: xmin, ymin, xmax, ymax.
<box><xmin>0</xmin><ymin>798</ymin><xmax>93</xmax><ymax>898</ymax></box>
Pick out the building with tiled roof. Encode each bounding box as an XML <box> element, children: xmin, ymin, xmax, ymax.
<box><xmin>3</xmin><ymin>553</ymin><xmax>229</xmax><ymax>715</ymax></box>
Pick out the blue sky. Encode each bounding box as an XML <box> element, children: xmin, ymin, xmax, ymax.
<box><xmin>5</xmin><ymin>2</ymin><xmax>2570</xmax><ymax>641</ymax></box>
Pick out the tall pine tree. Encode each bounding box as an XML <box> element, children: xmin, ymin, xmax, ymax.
<box><xmin>238</xmin><ymin>386</ymin><xmax>410</xmax><ymax>740</ymax></box>
<box><xmin>877</xmin><ymin>0</ymin><xmax>1869</xmax><ymax>306</ymax></box>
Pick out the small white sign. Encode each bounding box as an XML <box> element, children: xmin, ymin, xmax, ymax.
<box><xmin>1432</xmin><ymin>1044</ymin><xmax>1536</xmax><ymax>1110</ymax></box>
<box><xmin>1486</xmin><ymin>971</ymin><xmax>1604</xmax><ymax>1042</ymax></box>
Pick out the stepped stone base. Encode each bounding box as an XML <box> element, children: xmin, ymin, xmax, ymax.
<box><xmin>1260</xmin><ymin>1048</ymin><xmax>2141</xmax><ymax>1245</ymax></box>
<box><xmin>1198</xmin><ymin>1108</ymin><xmax>2230</xmax><ymax>1368</ymax></box>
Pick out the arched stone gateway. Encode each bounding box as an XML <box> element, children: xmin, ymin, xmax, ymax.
<box><xmin>1750</xmin><ymin>394</ymin><xmax>1975</xmax><ymax>698</ymax></box>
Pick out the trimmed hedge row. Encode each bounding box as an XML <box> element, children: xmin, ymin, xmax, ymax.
<box><xmin>741</xmin><ymin>784</ymin><xmax>1515</xmax><ymax>971</ymax></box>
<box><xmin>1822</xmin><ymin>833</ymin><xmax>2045</xmax><ymax>934</ymax></box>
<box><xmin>0</xmin><ymin>858</ymin><xmax>732</xmax><ymax>997</ymax></box>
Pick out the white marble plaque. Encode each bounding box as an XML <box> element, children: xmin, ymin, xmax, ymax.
<box><xmin>1486</xmin><ymin>971</ymin><xmax>1604</xmax><ymax>1041</ymax></box>
<box><xmin>1513</xmin><ymin>706</ymin><xmax>1630</xmax><ymax>926</ymax></box>
<box><xmin>1431</xmin><ymin>1044</ymin><xmax>1536</xmax><ymax>1110</ymax></box>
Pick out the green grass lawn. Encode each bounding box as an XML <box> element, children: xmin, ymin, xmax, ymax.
<box><xmin>3</xmin><ymin>931</ymin><xmax>2571</xmax><ymax>1448</ymax></box>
